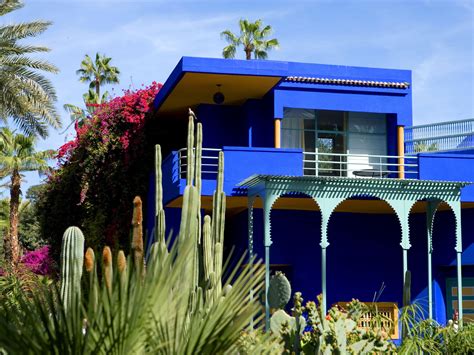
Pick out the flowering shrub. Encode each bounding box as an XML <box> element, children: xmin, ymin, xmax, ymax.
<box><xmin>20</xmin><ymin>246</ymin><xmax>53</xmax><ymax>275</ymax></box>
<box><xmin>38</xmin><ymin>82</ymin><xmax>162</xmax><ymax>262</ymax></box>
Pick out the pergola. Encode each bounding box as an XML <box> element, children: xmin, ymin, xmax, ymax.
<box><xmin>237</xmin><ymin>175</ymin><xmax>469</xmax><ymax>329</ymax></box>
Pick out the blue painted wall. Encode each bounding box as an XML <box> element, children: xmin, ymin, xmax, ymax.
<box><xmin>418</xmin><ymin>153</ymin><xmax>474</xmax><ymax>202</ymax></box>
<box><xmin>197</xmin><ymin>104</ymin><xmax>248</xmax><ymax>148</ymax></box>
<box><xmin>223</xmin><ymin>147</ymin><xmax>303</xmax><ymax>193</ymax></box>
<box><xmin>225</xmin><ymin>204</ymin><xmax>474</xmax><ymax>326</ymax></box>
<box><xmin>243</xmin><ymin>95</ymin><xmax>275</xmax><ymax>148</ymax></box>
<box><xmin>273</xmin><ymin>88</ymin><xmax>412</xmax><ymax>127</ymax></box>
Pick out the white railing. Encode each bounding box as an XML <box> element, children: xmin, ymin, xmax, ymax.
<box><xmin>177</xmin><ymin>147</ymin><xmax>222</xmax><ymax>179</ymax></box>
<box><xmin>303</xmin><ymin>151</ymin><xmax>418</xmax><ymax>178</ymax></box>
<box><xmin>405</xmin><ymin>118</ymin><xmax>474</xmax><ymax>154</ymax></box>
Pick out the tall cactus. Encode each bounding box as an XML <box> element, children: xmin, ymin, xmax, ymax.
<box><xmin>131</xmin><ymin>196</ymin><xmax>144</xmax><ymax>274</ymax></box>
<box><xmin>211</xmin><ymin>151</ymin><xmax>226</xmax><ymax>295</ymax></box>
<box><xmin>60</xmin><ymin>226</ymin><xmax>84</xmax><ymax>312</ymax></box>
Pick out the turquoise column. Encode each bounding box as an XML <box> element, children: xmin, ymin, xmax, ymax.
<box><xmin>247</xmin><ymin>196</ymin><xmax>255</xmax><ymax>264</ymax></box>
<box><xmin>387</xmin><ymin>199</ymin><xmax>413</xmax><ymax>291</ymax></box>
<box><xmin>457</xmin><ymin>251</ymin><xmax>463</xmax><ymax>321</ymax></box>
<box><xmin>263</xmin><ymin>192</ymin><xmax>278</xmax><ymax>331</ymax></box>
<box><xmin>426</xmin><ymin>201</ymin><xmax>439</xmax><ymax>320</ymax></box>
<box><xmin>247</xmin><ymin>195</ymin><xmax>256</xmax><ymax>328</ymax></box>
<box><xmin>316</xmin><ymin>197</ymin><xmax>341</xmax><ymax>316</ymax></box>
<box><xmin>447</xmin><ymin>200</ymin><xmax>463</xmax><ymax>321</ymax></box>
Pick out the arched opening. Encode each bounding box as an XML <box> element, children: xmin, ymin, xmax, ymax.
<box><xmin>407</xmin><ymin>200</ymin><xmax>459</xmax><ymax>325</ymax></box>
<box><xmin>269</xmin><ymin>192</ymin><xmax>322</xmax><ymax>300</ymax></box>
<box><xmin>431</xmin><ymin>202</ymin><xmax>457</xmax><ymax>325</ymax></box>
<box><xmin>326</xmin><ymin>196</ymin><xmax>403</xmax><ymax>308</ymax></box>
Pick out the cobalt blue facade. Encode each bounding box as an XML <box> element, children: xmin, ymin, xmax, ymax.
<box><xmin>147</xmin><ymin>57</ymin><xmax>474</xmax><ymax>328</ymax></box>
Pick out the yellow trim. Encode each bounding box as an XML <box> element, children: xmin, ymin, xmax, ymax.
<box><xmin>397</xmin><ymin>126</ymin><xmax>405</xmax><ymax>179</ymax></box>
<box><xmin>168</xmin><ymin>196</ymin><xmax>474</xmax><ymax>214</ymax></box>
<box><xmin>275</xmin><ymin>118</ymin><xmax>281</xmax><ymax>148</ymax></box>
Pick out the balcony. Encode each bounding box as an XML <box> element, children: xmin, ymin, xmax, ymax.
<box><xmin>405</xmin><ymin>118</ymin><xmax>474</xmax><ymax>154</ymax></box>
<box><xmin>303</xmin><ymin>151</ymin><xmax>418</xmax><ymax>178</ymax></box>
<box><xmin>162</xmin><ymin>147</ymin><xmax>418</xmax><ymax>203</ymax></box>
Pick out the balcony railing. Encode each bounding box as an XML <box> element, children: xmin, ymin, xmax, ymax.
<box><xmin>405</xmin><ymin>118</ymin><xmax>474</xmax><ymax>154</ymax></box>
<box><xmin>176</xmin><ymin>147</ymin><xmax>418</xmax><ymax>180</ymax></box>
<box><xmin>303</xmin><ymin>151</ymin><xmax>418</xmax><ymax>178</ymax></box>
<box><xmin>177</xmin><ymin>147</ymin><xmax>222</xmax><ymax>179</ymax></box>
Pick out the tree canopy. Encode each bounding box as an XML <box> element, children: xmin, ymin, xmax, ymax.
<box><xmin>0</xmin><ymin>0</ymin><xmax>60</xmax><ymax>137</ymax></box>
<box><xmin>221</xmin><ymin>19</ymin><xmax>279</xmax><ymax>60</ymax></box>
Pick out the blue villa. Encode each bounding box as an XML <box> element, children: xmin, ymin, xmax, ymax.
<box><xmin>145</xmin><ymin>56</ymin><xmax>474</xmax><ymax>334</ymax></box>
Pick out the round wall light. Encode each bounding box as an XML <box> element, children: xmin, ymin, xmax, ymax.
<box><xmin>213</xmin><ymin>84</ymin><xmax>225</xmax><ymax>104</ymax></box>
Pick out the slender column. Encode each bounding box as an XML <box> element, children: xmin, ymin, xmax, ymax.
<box><xmin>319</xmin><ymin>208</ymin><xmax>331</xmax><ymax>316</ymax></box>
<box><xmin>321</xmin><ymin>247</ymin><xmax>327</xmax><ymax>314</ymax></box>
<box><xmin>457</xmin><ymin>252</ymin><xmax>463</xmax><ymax>321</ymax></box>
<box><xmin>263</xmin><ymin>193</ymin><xmax>276</xmax><ymax>331</ymax></box>
<box><xmin>403</xmin><ymin>248</ymin><xmax>408</xmax><ymax>284</ymax></box>
<box><xmin>247</xmin><ymin>195</ymin><xmax>255</xmax><ymax>328</ymax></box>
<box><xmin>274</xmin><ymin>118</ymin><xmax>281</xmax><ymax>148</ymax></box>
<box><xmin>448</xmin><ymin>200</ymin><xmax>464</xmax><ymax>322</ymax></box>
<box><xmin>397</xmin><ymin>126</ymin><xmax>405</xmax><ymax>179</ymax></box>
<box><xmin>247</xmin><ymin>196</ymin><xmax>255</xmax><ymax>264</ymax></box>
<box><xmin>426</xmin><ymin>201</ymin><xmax>438</xmax><ymax>319</ymax></box>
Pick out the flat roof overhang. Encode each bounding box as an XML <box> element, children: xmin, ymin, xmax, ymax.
<box><xmin>153</xmin><ymin>56</ymin><xmax>412</xmax><ymax>117</ymax></box>
<box><xmin>153</xmin><ymin>57</ymin><xmax>287</xmax><ymax>116</ymax></box>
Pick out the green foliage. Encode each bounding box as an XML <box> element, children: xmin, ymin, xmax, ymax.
<box><xmin>64</xmin><ymin>53</ymin><xmax>121</xmax><ymax>124</ymax></box>
<box><xmin>0</xmin><ymin>127</ymin><xmax>54</xmax><ymax>265</ymax></box>
<box><xmin>235</xmin><ymin>330</ymin><xmax>283</xmax><ymax>354</ymax></box>
<box><xmin>221</xmin><ymin>19</ymin><xmax>279</xmax><ymax>60</ymax></box>
<box><xmin>38</xmin><ymin>83</ymin><xmax>161</xmax><ymax>262</ymax></box>
<box><xmin>398</xmin><ymin>303</ymin><xmax>474</xmax><ymax>354</ymax></box>
<box><xmin>0</xmin><ymin>117</ymin><xmax>265</xmax><ymax>352</ymax></box>
<box><xmin>18</xmin><ymin>200</ymin><xmax>44</xmax><ymax>251</ymax></box>
<box><xmin>414</xmin><ymin>141</ymin><xmax>439</xmax><ymax>153</ymax></box>
<box><xmin>0</xmin><ymin>0</ymin><xmax>60</xmax><ymax>137</ymax></box>
<box><xmin>273</xmin><ymin>294</ymin><xmax>396</xmax><ymax>354</ymax></box>
<box><xmin>441</xmin><ymin>322</ymin><xmax>474</xmax><ymax>353</ymax></box>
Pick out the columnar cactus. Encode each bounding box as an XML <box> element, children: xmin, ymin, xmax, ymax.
<box><xmin>60</xmin><ymin>226</ymin><xmax>85</xmax><ymax>312</ymax></box>
<box><xmin>131</xmin><ymin>196</ymin><xmax>144</xmax><ymax>274</ymax></box>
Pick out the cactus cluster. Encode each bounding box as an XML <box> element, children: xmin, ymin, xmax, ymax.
<box><xmin>59</xmin><ymin>108</ymin><xmax>228</xmax><ymax>317</ymax></box>
<box><xmin>268</xmin><ymin>272</ymin><xmax>304</xmax><ymax>337</ymax></box>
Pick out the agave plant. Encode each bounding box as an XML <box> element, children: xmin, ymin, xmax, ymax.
<box><xmin>0</xmin><ymin>214</ymin><xmax>267</xmax><ymax>354</ymax></box>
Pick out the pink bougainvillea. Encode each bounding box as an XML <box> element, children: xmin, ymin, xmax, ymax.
<box><xmin>41</xmin><ymin>82</ymin><xmax>163</xmax><ymax>259</ymax></box>
<box><xmin>54</xmin><ymin>82</ymin><xmax>162</xmax><ymax>202</ymax></box>
<box><xmin>21</xmin><ymin>245</ymin><xmax>54</xmax><ymax>275</ymax></box>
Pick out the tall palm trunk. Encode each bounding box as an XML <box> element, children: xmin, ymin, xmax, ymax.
<box><xmin>95</xmin><ymin>78</ymin><xmax>100</xmax><ymax>98</ymax></box>
<box><xmin>6</xmin><ymin>169</ymin><xmax>21</xmax><ymax>267</ymax></box>
<box><xmin>244</xmin><ymin>44</ymin><xmax>253</xmax><ymax>60</ymax></box>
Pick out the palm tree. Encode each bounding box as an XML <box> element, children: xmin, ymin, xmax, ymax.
<box><xmin>221</xmin><ymin>19</ymin><xmax>279</xmax><ymax>60</ymax></box>
<box><xmin>63</xmin><ymin>88</ymin><xmax>108</xmax><ymax>125</ymax></box>
<box><xmin>0</xmin><ymin>127</ymin><xmax>54</xmax><ymax>267</ymax></box>
<box><xmin>0</xmin><ymin>0</ymin><xmax>60</xmax><ymax>138</ymax></box>
<box><xmin>76</xmin><ymin>53</ymin><xmax>120</xmax><ymax>98</ymax></box>
<box><xmin>63</xmin><ymin>53</ymin><xmax>119</xmax><ymax>125</ymax></box>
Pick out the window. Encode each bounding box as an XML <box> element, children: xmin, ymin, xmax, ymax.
<box><xmin>282</xmin><ymin>108</ymin><xmax>387</xmax><ymax>176</ymax></box>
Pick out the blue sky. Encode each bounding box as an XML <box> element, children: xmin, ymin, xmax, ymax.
<box><xmin>3</xmin><ymin>0</ymin><xmax>473</xmax><ymax>191</ymax></box>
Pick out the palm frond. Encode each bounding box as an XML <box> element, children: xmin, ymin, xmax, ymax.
<box><xmin>0</xmin><ymin>21</ymin><xmax>51</xmax><ymax>41</ymax></box>
<box><xmin>0</xmin><ymin>0</ymin><xmax>22</xmax><ymax>16</ymax></box>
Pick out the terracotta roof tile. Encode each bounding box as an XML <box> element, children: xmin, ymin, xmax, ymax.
<box><xmin>284</xmin><ymin>76</ymin><xmax>410</xmax><ymax>89</ymax></box>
